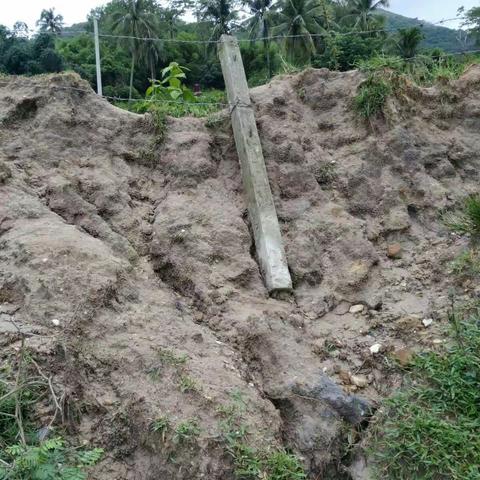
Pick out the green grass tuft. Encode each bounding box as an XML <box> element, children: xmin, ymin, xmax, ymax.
<box><xmin>173</xmin><ymin>419</ymin><xmax>201</xmax><ymax>444</ymax></box>
<box><xmin>445</xmin><ymin>195</ymin><xmax>480</xmax><ymax>242</ymax></box>
<box><xmin>354</xmin><ymin>74</ymin><xmax>392</xmax><ymax>119</ymax></box>
<box><xmin>178</xmin><ymin>374</ymin><xmax>199</xmax><ymax>393</ymax></box>
<box><xmin>217</xmin><ymin>390</ymin><xmax>306</xmax><ymax>480</ymax></box>
<box><xmin>151</xmin><ymin>415</ymin><xmax>170</xmax><ymax>441</ymax></box>
<box><xmin>264</xmin><ymin>451</ymin><xmax>306</xmax><ymax>480</ymax></box>
<box><xmin>370</xmin><ymin>314</ymin><xmax>480</xmax><ymax>480</ymax></box>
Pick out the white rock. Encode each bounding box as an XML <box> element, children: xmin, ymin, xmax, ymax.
<box><xmin>51</xmin><ymin>318</ymin><xmax>60</xmax><ymax>327</ymax></box>
<box><xmin>422</xmin><ymin>318</ymin><xmax>433</xmax><ymax>328</ymax></box>
<box><xmin>350</xmin><ymin>374</ymin><xmax>368</xmax><ymax>388</ymax></box>
<box><xmin>349</xmin><ymin>304</ymin><xmax>364</xmax><ymax>314</ymax></box>
<box><xmin>370</xmin><ymin>343</ymin><xmax>382</xmax><ymax>355</ymax></box>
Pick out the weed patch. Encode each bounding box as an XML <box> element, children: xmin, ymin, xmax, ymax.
<box><xmin>173</xmin><ymin>419</ymin><xmax>201</xmax><ymax>444</ymax></box>
<box><xmin>0</xmin><ymin>341</ymin><xmax>102</xmax><ymax>479</ymax></box>
<box><xmin>369</xmin><ymin>313</ymin><xmax>480</xmax><ymax>480</ymax></box>
<box><xmin>217</xmin><ymin>391</ymin><xmax>306</xmax><ymax>480</ymax></box>
<box><xmin>178</xmin><ymin>374</ymin><xmax>199</xmax><ymax>393</ymax></box>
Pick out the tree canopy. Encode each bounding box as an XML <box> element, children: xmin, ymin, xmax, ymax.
<box><xmin>0</xmin><ymin>0</ymin><xmax>477</xmax><ymax>98</ymax></box>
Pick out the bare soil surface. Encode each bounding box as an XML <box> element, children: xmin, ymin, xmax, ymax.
<box><xmin>1</xmin><ymin>67</ymin><xmax>480</xmax><ymax>479</ymax></box>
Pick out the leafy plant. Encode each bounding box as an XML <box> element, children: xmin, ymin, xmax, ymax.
<box><xmin>0</xmin><ymin>344</ymin><xmax>103</xmax><ymax>480</ymax></box>
<box><xmin>0</xmin><ymin>437</ymin><xmax>103</xmax><ymax>480</ymax></box>
<box><xmin>369</xmin><ymin>314</ymin><xmax>480</xmax><ymax>480</ymax></box>
<box><xmin>173</xmin><ymin>419</ymin><xmax>201</xmax><ymax>444</ymax></box>
<box><xmin>146</xmin><ymin>62</ymin><xmax>196</xmax><ymax>102</ymax></box>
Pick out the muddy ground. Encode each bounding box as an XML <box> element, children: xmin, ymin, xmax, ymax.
<box><xmin>1</xmin><ymin>66</ymin><xmax>480</xmax><ymax>479</ymax></box>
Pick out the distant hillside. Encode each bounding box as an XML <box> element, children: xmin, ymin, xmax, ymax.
<box><xmin>380</xmin><ymin>9</ymin><xmax>473</xmax><ymax>53</ymax></box>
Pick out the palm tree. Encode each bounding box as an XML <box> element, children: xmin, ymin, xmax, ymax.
<box><xmin>36</xmin><ymin>8</ymin><xmax>64</xmax><ymax>35</ymax></box>
<box><xmin>161</xmin><ymin>8</ymin><xmax>181</xmax><ymax>39</ymax></box>
<box><xmin>273</xmin><ymin>0</ymin><xmax>331</xmax><ymax>65</ymax></box>
<box><xmin>244</xmin><ymin>0</ymin><xmax>275</xmax><ymax>78</ymax></box>
<box><xmin>198</xmin><ymin>0</ymin><xmax>239</xmax><ymax>40</ymax></box>
<box><xmin>344</xmin><ymin>0</ymin><xmax>389</xmax><ymax>31</ymax></box>
<box><xmin>396</xmin><ymin>27</ymin><xmax>424</xmax><ymax>59</ymax></box>
<box><xmin>110</xmin><ymin>0</ymin><xmax>158</xmax><ymax>99</ymax></box>
<box><xmin>144</xmin><ymin>40</ymin><xmax>165</xmax><ymax>80</ymax></box>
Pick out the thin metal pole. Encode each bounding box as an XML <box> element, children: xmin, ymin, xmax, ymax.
<box><xmin>93</xmin><ymin>17</ymin><xmax>103</xmax><ymax>96</ymax></box>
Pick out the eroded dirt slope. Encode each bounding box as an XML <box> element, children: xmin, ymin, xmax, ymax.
<box><xmin>1</xmin><ymin>67</ymin><xmax>479</xmax><ymax>479</ymax></box>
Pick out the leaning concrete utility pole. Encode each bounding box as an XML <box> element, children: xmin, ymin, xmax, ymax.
<box><xmin>93</xmin><ymin>17</ymin><xmax>103</xmax><ymax>96</ymax></box>
<box><xmin>218</xmin><ymin>34</ymin><xmax>292</xmax><ymax>295</ymax></box>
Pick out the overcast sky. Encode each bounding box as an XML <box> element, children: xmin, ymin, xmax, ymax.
<box><xmin>1</xmin><ymin>0</ymin><xmax>478</xmax><ymax>30</ymax></box>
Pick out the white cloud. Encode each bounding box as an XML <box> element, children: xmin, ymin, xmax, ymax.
<box><xmin>2</xmin><ymin>0</ymin><xmax>109</xmax><ymax>30</ymax></box>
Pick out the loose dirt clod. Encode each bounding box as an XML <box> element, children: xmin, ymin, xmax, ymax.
<box><xmin>1</xmin><ymin>66</ymin><xmax>480</xmax><ymax>478</ymax></box>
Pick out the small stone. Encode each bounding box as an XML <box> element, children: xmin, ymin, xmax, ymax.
<box><xmin>350</xmin><ymin>374</ymin><xmax>368</xmax><ymax>388</ymax></box>
<box><xmin>51</xmin><ymin>319</ymin><xmax>60</xmax><ymax>327</ymax></box>
<box><xmin>370</xmin><ymin>343</ymin><xmax>382</xmax><ymax>355</ymax></box>
<box><xmin>334</xmin><ymin>301</ymin><xmax>351</xmax><ymax>315</ymax></box>
<box><xmin>191</xmin><ymin>333</ymin><xmax>203</xmax><ymax>343</ymax></box>
<box><xmin>392</xmin><ymin>348</ymin><xmax>414</xmax><ymax>366</ymax></box>
<box><xmin>387</xmin><ymin>243</ymin><xmax>402</xmax><ymax>259</ymax></box>
<box><xmin>349</xmin><ymin>304</ymin><xmax>364</xmax><ymax>314</ymax></box>
<box><xmin>338</xmin><ymin>370</ymin><xmax>351</xmax><ymax>384</ymax></box>
<box><xmin>422</xmin><ymin>318</ymin><xmax>433</xmax><ymax>328</ymax></box>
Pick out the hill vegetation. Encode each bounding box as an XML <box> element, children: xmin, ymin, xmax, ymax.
<box><xmin>380</xmin><ymin>9</ymin><xmax>474</xmax><ymax>53</ymax></box>
<box><xmin>1</xmin><ymin>0</ymin><xmax>479</xmax><ymax>104</ymax></box>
